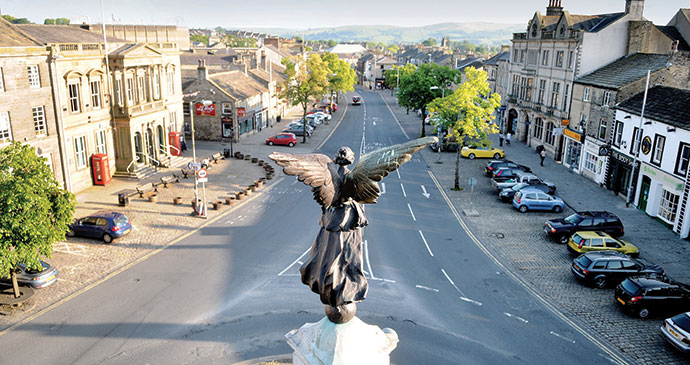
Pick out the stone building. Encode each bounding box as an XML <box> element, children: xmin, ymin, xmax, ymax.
<box><xmin>0</xmin><ymin>17</ymin><xmax>66</xmax><ymax>187</ymax></box>
<box><xmin>79</xmin><ymin>24</ymin><xmax>191</xmax><ymax>51</ymax></box>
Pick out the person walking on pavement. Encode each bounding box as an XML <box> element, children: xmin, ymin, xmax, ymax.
<box><xmin>499</xmin><ymin>133</ymin><xmax>504</xmax><ymax>147</ymax></box>
<box><xmin>506</xmin><ymin>132</ymin><xmax>511</xmax><ymax>146</ymax></box>
<box><xmin>540</xmin><ymin>149</ymin><xmax>546</xmax><ymax>166</ymax></box>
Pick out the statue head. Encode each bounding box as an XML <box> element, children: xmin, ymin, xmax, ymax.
<box><xmin>334</xmin><ymin>147</ymin><xmax>354</xmax><ymax>166</ymax></box>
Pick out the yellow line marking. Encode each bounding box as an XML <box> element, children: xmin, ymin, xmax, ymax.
<box><xmin>427</xmin><ymin>170</ymin><xmax>628</xmax><ymax>365</ymax></box>
<box><xmin>380</xmin><ymin>92</ymin><xmax>410</xmax><ymax>139</ymax></box>
<box><xmin>0</xmin><ymin>178</ymin><xmax>284</xmax><ymax>338</ymax></box>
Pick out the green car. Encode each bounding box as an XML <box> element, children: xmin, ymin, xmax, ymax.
<box><xmin>567</xmin><ymin>231</ymin><xmax>639</xmax><ymax>257</ymax></box>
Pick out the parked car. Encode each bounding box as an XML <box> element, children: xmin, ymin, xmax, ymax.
<box><xmin>499</xmin><ymin>182</ymin><xmax>555</xmax><ymax>202</ymax></box>
<box><xmin>307</xmin><ymin>111</ymin><xmax>331</xmax><ymax>121</ymax></box>
<box><xmin>266</xmin><ymin>132</ymin><xmax>298</xmax><ymax>147</ymax></box>
<box><xmin>0</xmin><ymin>260</ymin><xmax>58</xmax><ymax>289</ymax></box>
<box><xmin>544</xmin><ymin>211</ymin><xmax>625</xmax><ymax>244</ymax></box>
<box><xmin>298</xmin><ymin>117</ymin><xmax>319</xmax><ymax>129</ymax></box>
<box><xmin>572</xmin><ymin>251</ymin><xmax>663</xmax><ymax>288</ymax></box>
<box><xmin>429</xmin><ymin>137</ymin><xmax>459</xmax><ymax>152</ymax></box>
<box><xmin>661</xmin><ymin>311</ymin><xmax>690</xmax><ymax>353</ymax></box>
<box><xmin>616</xmin><ymin>274</ymin><xmax>690</xmax><ymax>318</ymax></box>
<box><xmin>485</xmin><ymin>160</ymin><xmax>531</xmax><ymax>177</ymax></box>
<box><xmin>67</xmin><ymin>211</ymin><xmax>132</xmax><ymax>243</ymax></box>
<box><xmin>283</xmin><ymin>124</ymin><xmax>312</xmax><ymax>137</ymax></box>
<box><xmin>352</xmin><ymin>96</ymin><xmax>362</xmax><ymax>105</ymax></box>
<box><xmin>512</xmin><ymin>189</ymin><xmax>564</xmax><ymax>213</ymax></box>
<box><xmin>567</xmin><ymin>231</ymin><xmax>639</xmax><ymax>257</ymax></box>
<box><xmin>492</xmin><ymin>170</ymin><xmax>556</xmax><ymax>192</ymax></box>
<box><xmin>460</xmin><ymin>144</ymin><xmax>504</xmax><ymax>159</ymax></box>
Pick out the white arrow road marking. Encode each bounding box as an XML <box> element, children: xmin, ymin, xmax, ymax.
<box><xmin>400</xmin><ymin>183</ymin><xmax>407</xmax><ymax>197</ymax></box>
<box><xmin>504</xmin><ymin>312</ymin><xmax>528</xmax><ymax>323</ymax></box>
<box><xmin>407</xmin><ymin>203</ymin><xmax>416</xmax><ymax>221</ymax></box>
<box><xmin>418</xmin><ymin>230</ymin><xmax>434</xmax><ymax>256</ymax></box>
<box><xmin>550</xmin><ymin>331</ymin><xmax>576</xmax><ymax>344</ymax></box>
<box><xmin>380</xmin><ymin>183</ymin><xmax>386</xmax><ymax>195</ymax></box>
<box><xmin>460</xmin><ymin>297</ymin><xmax>483</xmax><ymax>306</ymax></box>
<box><xmin>415</xmin><ymin>285</ymin><xmax>439</xmax><ymax>292</ymax></box>
<box><xmin>441</xmin><ymin>268</ymin><xmax>466</xmax><ymax>297</ymax></box>
<box><xmin>421</xmin><ymin>185</ymin><xmax>430</xmax><ymax>198</ymax></box>
<box><xmin>364</xmin><ymin>239</ymin><xmax>376</xmax><ymax>279</ymax></box>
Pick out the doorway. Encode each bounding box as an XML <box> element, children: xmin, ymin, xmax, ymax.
<box><xmin>134</xmin><ymin>132</ymin><xmax>143</xmax><ymax>163</ymax></box>
<box><xmin>639</xmin><ymin>175</ymin><xmax>651</xmax><ymax>211</ymax></box>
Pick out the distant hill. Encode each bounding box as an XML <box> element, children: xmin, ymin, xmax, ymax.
<box><xmin>240</xmin><ymin>22</ymin><xmax>524</xmax><ymax>45</ymax></box>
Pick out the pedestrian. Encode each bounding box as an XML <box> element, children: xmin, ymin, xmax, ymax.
<box><xmin>540</xmin><ymin>149</ymin><xmax>546</xmax><ymax>166</ymax></box>
<box><xmin>506</xmin><ymin>133</ymin><xmax>512</xmax><ymax>146</ymax></box>
<box><xmin>499</xmin><ymin>133</ymin><xmax>504</xmax><ymax>147</ymax></box>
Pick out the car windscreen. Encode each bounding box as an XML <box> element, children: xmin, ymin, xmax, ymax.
<box><xmin>113</xmin><ymin>215</ymin><xmax>129</xmax><ymax>226</ymax></box>
<box><xmin>620</xmin><ymin>279</ymin><xmax>641</xmax><ymax>296</ymax></box>
<box><xmin>571</xmin><ymin>233</ymin><xmax>584</xmax><ymax>244</ymax></box>
<box><xmin>564</xmin><ymin>214</ymin><xmax>584</xmax><ymax>225</ymax></box>
<box><xmin>513</xmin><ymin>183</ymin><xmax>528</xmax><ymax>191</ymax></box>
<box><xmin>671</xmin><ymin>313</ymin><xmax>690</xmax><ymax>332</ymax></box>
<box><xmin>574</xmin><ymin>255</ymin><xmax>591</xmax><ymax>268</ymax></box>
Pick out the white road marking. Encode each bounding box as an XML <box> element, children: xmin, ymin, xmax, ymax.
<box><xmin>370</xmin><ymin>278</ymin><xmax>396</xmax><ymax>283</ymax></box>
<box><xmin>441</xmin><ymin>268</ymin><xmax>466</xmax><ymax>297</ymax></box>
<box><xmin>418</xmin><ymin>230</ymin><xmax>434</xmax><ymax>256</ymax></box>
<box><xmin>132</xmin><ymin>224</ymin><xmax>139</xmax><ymax>232</ymax></box>
<box><xmin>381</xmin><ymin>183</ymin><xmax>386</xmax><ymax>195</ymax></box>
<box><xmin>53</xmin><ymin>242</ymin><xmax>88</xmax><ymax>257</ymax></box>
<box><xmin>278</xmin><ymin>247</ymin><xmax>311</xmax><ymax>276</ymax></box>
<box><xmin>407</xmin><ymin>203</ymin><xmax>416</xmax><ymax>221</ymax></box>
<box><xmin>373</xmin><ymin>121</ymin><xmax>376</xmax><ymax>126</ymax></box>
<box><xmin>421</xmin><ymin>185</ymin><xmax>430</xmax><ymax>198</ymax></box>
<box><xmin>400</xmin><ymin>183</ymin><xmax>406</xmax><ymax>197</ymax></box>
<box><xmin>597</xmin><ymin>354</ymin><xmax>618</xmax><ymax>364</ymax></box>
<box><xmin>364</xmin><ymin>239</ymin><xmax>376</xmax><ymax>279</ymax></box>
<box><xmin>359</xmin><ymin>134</ymin><xmax>366</xmax><ymax>158</ymax></box>
<box><xmin>416</xmin><ymin>285</ymin><xmax>440</xmax><ymax>292</ymax></box>
<box><xmin>460</xmin><ymin>297</ymin><xmax>483</xmax><ymax>306</ymax></box>
<box><xmin>396</xmin><ymin>169</ymin><xmax>401</xmax><ymax>179</ymax></box>
<box><xmin>550</xmin><ymin>331</ymin><xmax>576</xmax><ymax>344</ymax></box>
<box><xmin>504</xmin><ymin>312</ymin><xmax>528</xmax><ymax>323</ymax></box>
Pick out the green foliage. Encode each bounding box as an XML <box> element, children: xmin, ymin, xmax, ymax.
<box><xmin>190</xmin><ymin>34</ymin><xmax>210</xmax><ymax>46</ymax></box>
<box><xmin>225</xmin><ymin>35</ymin><xmax>256</xmax><ymax>47</ymax></box>
<box><xmin>44</xmin><ymin>18</ymin><xmax>70</xmax><ymax>25</ymax></box>
<box><xmin>327</xmin><ymin>39</ymin><xmax>337</xmax><ymax>47</ymax></box>
<box><xmin>2</xmin><ymin>15</ymin><xmax>32</xmax><ymax>24</ymax></box>
<box><xmin>279</xmin><ymin>54</ymin><xmax>329</xmax><ymax>141</ymax></box>
<box><xmin>214</xmin><ymin>26</ymin><xmax>225</xmax><ymax>34</ymax></box>
<box><xmin>427</xmin><ymin>67</ymin><xmax>501</xmax><ymax>189</ymax></box>
<box><xmin>386</xmin><ymin>44</ymin><xmax>400</xmax><ymax>54</ymax></box>
<box><xmin>422</xmin><ymin>38</ymin><xmax>437</xmax><ymax>46</ymax></box>
<box><xmin>383</xmin><ymin>63</ymin><xmax>415</xmax><ymax>90</ymax></box>
<box><xmin>322</xmin><ymin>52</ymin><xmax>356</xmax><ymax>96</ymax></box>
<box><xmin>0</xmin><ymin>142</ymin><xmax>76</xmax><ymax>278</ymax></box>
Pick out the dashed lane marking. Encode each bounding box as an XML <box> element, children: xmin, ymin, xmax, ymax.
<box><xmin>550</xmin><ymin>331</ymin><xmax>576</xmax><ymax>344</ymax></box>
<box><xmin>400</xmin><ymin>183</ymin><xmax>406</xmax><ymax>197</ymax></box>
<box><xmin>407</xmin><ymin>203</ymin><xmax>416</xmax><ymax>221</ymax></box>
<box><xmin>504</xmin><ymin>312</ymin><xmax>528</xmax><ymax>323</ymax></box>
<box><xmin>418</xmin><ymin>230</ymin><xmax>434</xmax><ymax>256</ymax></box>
<box><xmin>460</xmin><ymin>297</ymin><xmax>483</xmax><ymax>306</ymax></box>
<box><xmin>415</xmin><ymin>285</ymin><xmax>439</xmax><ymax>292</ymax></box>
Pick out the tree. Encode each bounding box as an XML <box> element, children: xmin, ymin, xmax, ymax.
<box><xmin>322</xmin><ymin>52</ymin><xmax>356</xmax><ymax>111</ymax></box>
<box><xmin>422</xmin><ymin>38</ymin><xmax>437</xmax><ymax>46</ymax></box>
<box><xmin>214</xmin><ymin>26</ymin><xmax>224</xmax><ymax>34</ymax></box>
<box><xmin>427</xmin><ymin>67</ymin><xmax>501</xmax><ymax>190</ymax></box>
<box><xmin>327</xmin><ymin>39</ymin><xmax>337</xmax><ymax>47</ymax></box>
<box><xmin>0</xmin><ymin>142</ymin><xmax>76</xmax><ymax>297</ymax></box>
<box><xmin>396</xmin><ymin>63</ymin><xmax>457</xmax><ymax>137</ymax></box>
<box><xmin>2</xmin><ymin>15</ymin><xmax>32</xmax><ymax>24</ymax></box>
<box><xmin>383</xmin><ymin>63</ymin><xmax>415</xmax><ymax>90</ymax></box>
<box><xmin>190</xmin><ymin>34</ymin><xmax>209</xmax><ymax>46</ymax></box>
<box><xmin>279</xmin><ymin>54</ymin><xmax>329</xmax><ymax>143</ymax></box>
<box><xmin>44</xmin><ymin>18</ymin><xmax>70</xmax><ymax>25</ymax></box>
<box><xmin>386</xmin><ymin>44</ymin><xmax>400</xmax><ymax>54</ymax></box>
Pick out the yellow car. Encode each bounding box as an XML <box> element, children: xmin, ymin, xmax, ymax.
<box><xmin>460</xmin><ymin>145</ymin><xmax>505</xmax><ymax>159</ymax></box>
<box><xmin>567</xmin><ymin>231</ymin><xmax>639</xmax><ymax>257</ymax></box>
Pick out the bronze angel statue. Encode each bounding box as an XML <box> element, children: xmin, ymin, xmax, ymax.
<box><xmin>269</xmin><ymin>136</ymin><xmax>437</xmax><ymax>323</ymax></box>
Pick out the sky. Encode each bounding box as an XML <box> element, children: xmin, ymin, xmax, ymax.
<box><xmin>1</xmin><ymin>0</ymin><xmax>687</xmax><ymax>29</ymax></box>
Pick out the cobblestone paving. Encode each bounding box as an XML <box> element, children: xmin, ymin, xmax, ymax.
<box><xmin>378</xmin><ymin>90</ymin><xmax>690</xmax><ymax>364</ymax></box>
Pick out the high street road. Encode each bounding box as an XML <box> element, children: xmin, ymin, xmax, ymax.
<box><xmin>0</xmin><ymin>88</ymin><xmax>625</xmax><ymax>364</ymax></box>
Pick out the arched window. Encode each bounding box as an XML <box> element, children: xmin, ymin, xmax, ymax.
<box><xmin>63</xmin><ymin>71</ymin><xmax>84</xmax><ymax>114</ymax></box>
<box><xmin>545</xmin><ymin>122</ymin><xmax>555</xmax><ymax>145</ymax></box>
<box><xmin>86</xmin><ymin>69</ymin><xmax>104</xmax><ymax>110</ymax></box>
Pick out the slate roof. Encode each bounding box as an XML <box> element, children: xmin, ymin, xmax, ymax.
<box><xmin>575</xmin><ymin>53</ymin><xmax>670</xmax><ymax>89</ymax></box>
<box><xmin>0</xmin><ymin>17</ymin><xmax>43</xmax><ymax>47</ymax></box>
<box><xmin>456</xmin><ymin>56</ymin><xmax>484</xmax><ymax>71</ymax></box>
<box><xmin>248</xmin><ymin>68</ymin><xmax>270</xmax><ymax>82</ymax></box>
<box><xmin>16</xmin><ymin>24</ymin><xmax>126</xmax><ymax>44</ymax></box>
<box><xmin>656</xmin><ymin>26</ymin><xmax>690</xmax><ymax>51</ymax></box>
<box><xmin>265</xmin><ymin>45</ymin><xmax>291</xmax><ymax>58</ymax></box>
<box><xmin>180</xmin><ymin>51</ymin><xmax>238</xmax><ymax>67</ymax></box>
<box><xmin>483</xmin><ymin>51</ymin><xmax>510</xmax><ymax>66</ymax></box>
<box><xmin>617</xmin><ymin>86</ymin><xmax>690</xmax><ymax>129</ymax></box>
<box><xmin>209</xmin><ymin>71</ymin><xmax>268</xmax><ymax>99</ymax></box>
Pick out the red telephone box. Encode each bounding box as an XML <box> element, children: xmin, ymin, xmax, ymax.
<box><xmin>168</xmin><ymin>131</ymin><xmax>181</xmax><ymax>156</ymax></box>
<box><xmin>91</xmin><ymin>154</ymin><xmax>111</xmax><ymax>186</ymax></box>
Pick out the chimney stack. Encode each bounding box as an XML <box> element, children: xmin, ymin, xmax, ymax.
<box><xmin>546</xmin><ymin>0</ymin><xmax>563</xmax><ymax>16</ymax></box>
<box><xmin>625</xmin><ymin>0</ymin><xmax>645</xmax><ymax>20</ymax></box>
<box><xmin>197</xmin><ymin>59</ymin><xmax>208</xmax><ymax>81</ymax></box>
<box><xmin>501</xmin><ymin>44</ymin><xmax>511</xmax><ymax>53</ymax></box>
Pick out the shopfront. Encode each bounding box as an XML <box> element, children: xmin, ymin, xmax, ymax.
<box><xmin>638</xmin><ymin>163</ymin><xmax>684</xmax><ymax>228</ymax></box>
<box><xmin>255</xmin><ymin>107</ymin><xmax>268</xmax><ymax>131</ymax></box>
<box><xmin>562</xmin><ymin>128</ymin><xmax>583</xmax><ymax>172</ymax></box>
<box><xmin>581</xmin><ymin>139</ymin><xmax>608</xmax><ymax>184</ymax></box>
<box><xmin>606</xmin><ymin>150</ymin><xmax>640</xmax><ymax>199</ymax></box>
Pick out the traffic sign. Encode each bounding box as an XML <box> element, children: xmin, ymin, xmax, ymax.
<box><xmin>197</xmin><ymin>169</ymin><xmax>207</xmax><ymax>179</ymax></box>
<box><xmin>188</xmin><ymin>162</ymin><xmax>202</xmax><ymax>171</ymax></box>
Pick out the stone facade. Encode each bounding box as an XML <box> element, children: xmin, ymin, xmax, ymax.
<box><xmin>80</xmin><ymin>24</ymin><xmax>191</xmax><ymax>51</ymax></box>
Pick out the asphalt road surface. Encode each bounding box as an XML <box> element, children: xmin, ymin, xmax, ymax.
<box><xmin>0</xmin><ymin>88</ymin><xmax>624</xmax><ymax>364</ymax></box>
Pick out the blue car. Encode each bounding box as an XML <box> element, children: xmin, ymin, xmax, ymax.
<box><xmin>512</xmin><ymin>189</ymin><xmax>564</xmax><ymax>213</ymax></box>
<box><xmin>67</xmin><ymin>211</ymin><xmax>132</xmax><ymax>243</ymax></box>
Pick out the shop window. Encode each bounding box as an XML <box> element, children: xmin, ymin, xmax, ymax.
<box><xmin>584</xmin><ymin>152</ymin><xmax>597</xmax><ymax>173</ymax></box>
<box><xmin>658</xmin><ymin>189</ymin><xmax>680</xmax><ymax>223</ymax></box>
<box><xmin>651</xmin><ymin>134</ymin><xmax>664</xmax><ymax>166</ymax></box>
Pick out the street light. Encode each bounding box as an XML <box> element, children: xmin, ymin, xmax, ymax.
<box><xmin>430</xmin><ymin>86</ymin><xmax>445</xmax><ymax>164</ymax></box>
<box><xmin>625</xmin><ymin>70</ymin><xmax>651</xmax><ymax>208</ymax></box>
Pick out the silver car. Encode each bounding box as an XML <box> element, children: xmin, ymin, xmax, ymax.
<box><xmin>661</xmin><ymin>312</ymin><xmax>690</xmax><ymax>353</ymax></box>
<box><xmin>0</xmin><ymin>261</ymin><xmax>58</xmax><ymax>289</ymax></box>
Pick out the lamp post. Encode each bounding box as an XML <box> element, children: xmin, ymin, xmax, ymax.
<box><xmin>625</xmin><ymin>70</ymin><xmax>651</xmax><ymax>208</ymax></box>
<box><xmin>430</xmin><ymin>86</ymin><xmax>445</xmax><ymax>164</ymax></box>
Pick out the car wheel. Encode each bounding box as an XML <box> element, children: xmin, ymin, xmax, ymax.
<box><xmin>66</xmin><ymin>229</ymin><xmax>76</xmax><ymax>237</ymax></box>
<box><xmin>494</xmin><ymin>153</ymin><xmax>501</xmax><ymax>159</ymax></box>
<box><xmin>288</xmin><ymin>142</ymin><xmax>295</xmax><ymax>147</ymax></box>
<box><xmin>553</xmin><ymin>205</ymin><xmax>563</xmax><ymax>213</ymax></box>
<box><xmin>468</xmin><ymin>153</ymin><xmax>476</xmax><ymax>160</ymax></box>
<box><xmin>558</xmin><ymin>235</ymin><xmax>570</xmax><ymax>244</ymax></box>
<box><xmin>594</xmin><ymin>277</ymin><xmax>607</xmax><ymax>289</ymax></box>
<box><xmin>638</xmin><ymin>308</ymin><xmax>649</xmax><ymax>319</ymax></box>
<box><xmin>268</xmin><ymin>141</ymin><xmax>274</xmax><ymax>146</ymax></box>
<box><xmin>519</xmin><ymin>205</ymin><xmax>528</xmax><ymax>213</ymax></box>
<box><xmin>102</xmin><ymin>233</ymin><xmax>113</xmax><ymax>243</ymax></box>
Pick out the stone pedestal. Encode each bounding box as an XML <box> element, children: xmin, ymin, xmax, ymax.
<box><xmin>285</xmin><ymin>316</ymin><xmax>398</xmax><ymax>365</ymax></box>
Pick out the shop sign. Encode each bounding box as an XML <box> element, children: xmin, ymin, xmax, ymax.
<box><xmin>612</xmin><ymin>150</ymin><xmax>637</xmax><ymax>167</ymax></box>
<box><xmin>641</xmin><ymin>136</ymin><xmax>652</xmax><ymax>155</ymax></box>
<box><xmin>195</xmin><ymin>103</ymin><xmax>216</xmax><ymax>116</ymax></box>
<box><xmin>237</xmin><ymin>108</ymin><xmax>246</xmax><ymax>117</ymax></box>
<box><xmin>221</xmin><ymin>117</ymin><xmax>233</xmax><ymax>123</ymax></box>
<box><xmin>563</xmin><ymin>128</ymin><xmax>583</xmax><ymax>142</ymax></box>
<box><xmin>642</xmin><ymin>164</ymin><xmax>684</xmax><ymax>191</ymax></box>
<box><xmin>598</xmin><ymin>145</ymin><xmax>611</xmax><ymax>156</ymax></box>
<box><xmin>561</xmin><ymin>119</ymin><xmax>570</xmax><ymax>126</ymax></box>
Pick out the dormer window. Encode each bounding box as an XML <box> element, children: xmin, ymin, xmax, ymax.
<box><xmin>531</xmin><ymin>24</ymin><xmax>538</xmax><ymax>37</ymax></box>
<box><xmin>559</xmin><ymin>26</ymin><xmax>565</xmax><ymax>36</ymax></box>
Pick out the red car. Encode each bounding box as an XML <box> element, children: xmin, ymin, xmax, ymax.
<box><xmin>266</xmin><ymin>132</ymin><xmax>297</xmax><ymax>147</ymax></box>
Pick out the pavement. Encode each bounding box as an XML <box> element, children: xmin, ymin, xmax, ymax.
<box><xmin>377</xmin><ymin>89</ymin><xmax>690</xmax><ymax>364</ymax></box>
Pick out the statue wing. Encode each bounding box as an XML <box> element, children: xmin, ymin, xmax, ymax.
<box><xmin>268</xmin><ymin>152</ymin><xmax>337</xmax><ymax>208</ymax></box>
<box><xmin>344</xmin><ymin>137</ymin><xmax>437</xmax><ymax>204</ymax></box>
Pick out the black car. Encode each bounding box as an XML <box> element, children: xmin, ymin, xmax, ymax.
<box><xmin>485</xmin><ymin>160</ymin><xmax>531</xmax><ymax>177</ymax></box>
<box><xmin>571</xmin><ymin>251</ymin><xmax>663</xmax><ymax>288</ymax></box>
<box><xmin>616</xmin><ymin>274</ymin><xmax>690</xmax><ymax>318</ymax></box>
<box><xmin>544</xmin><ymin>211</ymin><xmax>624</xmax><ymax>244</ymax></box>
<box><xmin>499</xmin><ymin>182</ymin><xmax>556</xmax><ymax>202</ymax></box>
